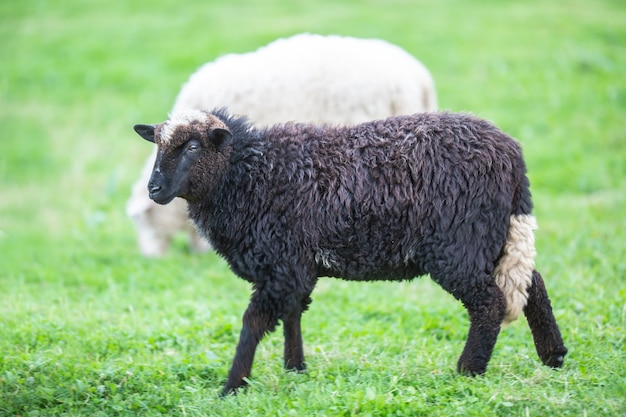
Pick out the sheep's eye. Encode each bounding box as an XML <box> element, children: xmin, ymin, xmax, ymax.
<box><xmin>186</xmin><ymin>142</ymin><xmax>200</xmax><ymax>153</ymax></box>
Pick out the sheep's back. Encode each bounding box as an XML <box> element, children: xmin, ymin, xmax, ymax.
<box><xmin>172</xmin><ymin>34</ymin><xmax>436</xmax><ymax>126</ymax></box>
<box><xmin>208</xmin><ymin>112</ymin><xmax>525</xmax><ymax>282</ymax></box>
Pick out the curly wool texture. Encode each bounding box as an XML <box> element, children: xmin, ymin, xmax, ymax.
<box><xmin>127</xmin><ymin>33</ymin><xmax>437</xmax><ymax>257</ymax></box>
<box><xmin>172</xmin><ymin>110</ymin><xmax>535</xmax><ymax>320</ymax></box>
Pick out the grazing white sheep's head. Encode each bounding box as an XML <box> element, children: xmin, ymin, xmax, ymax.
<box><xmin>134</xmin><ymin>110</ymin><xmax>232</xmax><ymax>205</ymax></box>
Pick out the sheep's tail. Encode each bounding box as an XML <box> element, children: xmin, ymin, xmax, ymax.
<box><xmin>494</xmin><ymin>214</ymin><xmax>537</xmax><ymax>324</ymax></box>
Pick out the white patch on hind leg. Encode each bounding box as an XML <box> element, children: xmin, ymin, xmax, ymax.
<box><xmin>494</xmin><ymin>214</ymin><xmax>537</xmax><ymax>324</ymax></box>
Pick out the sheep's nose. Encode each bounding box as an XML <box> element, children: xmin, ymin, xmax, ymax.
<box><xmin>148</xmin><ymin>182</ymin><xmax>162</xmax><ymax>194</ymax></box>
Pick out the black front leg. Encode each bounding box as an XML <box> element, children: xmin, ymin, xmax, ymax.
<box><xmin>283</xmin><ymin>295</ymin><xmax>312</xmax><ymax>371</ymax></box>
<box><xmin>221</xmin><ymin>302</ymin><xmax>278</xmax><ymax>396</ymax></box>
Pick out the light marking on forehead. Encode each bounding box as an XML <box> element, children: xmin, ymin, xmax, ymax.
<box><xmin>159</xmin><ymin>109</ymin><xmax>207</xmax><ymax>145</ymax></box>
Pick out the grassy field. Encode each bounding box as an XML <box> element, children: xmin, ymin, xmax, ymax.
<box><xmin>1</xmin><ymin>0</ymin><xmax>625</xmax><ymax>415</ymax></box>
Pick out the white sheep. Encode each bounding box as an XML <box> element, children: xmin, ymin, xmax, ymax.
<box><xmin>127</xmin><ymin>33</ymin><xmax>438</xmax><ymax>257</ymax></box>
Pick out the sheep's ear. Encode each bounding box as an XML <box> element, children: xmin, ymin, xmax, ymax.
<box><xmin>134</xmin><ymin>124</ymin><xmax>156</xmax><ymax>143</ymax></box>
<box><xmin>209</xmin><ymin>128</ymin><xmax>232</xmax><ymax>149</ymax></box>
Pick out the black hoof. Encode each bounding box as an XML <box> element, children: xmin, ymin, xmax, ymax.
<box><xmin>545</xmin><ymin>353</ymin><xmax>565</xmax><ymax>368</ymax></box>
<box><xmin>457</xmin><ymin>362</ymin><xmax>487</xmax><ymax>377</ymax></box>
<box><xmin>220</xmin><ymin>383</ymin><xmax>246</xmax><ymax>398</ymax></box>
<box><xmin>219</xmin><ymin>387</ymin><xmax>236</xmax><ymax>398</ymax></box>
<box><xmin>542</xmin><ymin>346</ymin><xmax>567</xmax><ymax>368</ymax></box>
<box><xmin>285</xmin><ymin>362</ymin><xmax>307</xmax><ymax>373</ymax></box>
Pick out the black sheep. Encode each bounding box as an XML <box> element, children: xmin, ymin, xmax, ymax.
<box><xmin>134</xmin><ymin>108</ymin><xmax>567</xmax><ymax>395</ymax></box>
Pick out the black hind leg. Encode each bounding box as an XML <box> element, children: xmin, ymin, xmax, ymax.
<box><xmin>523</xmin><ymin>270</ymin><xmax>567</xmax><ymax>368</ymax></box>
<box><xmin>434</xmin><ymin>273</ymin><xmax>507</xmax><ymax>375</ymax></box>
<box><xmin>457</xmin><ymin>281</ymin><xmax>507</xmax><ymax>375</ymax></box>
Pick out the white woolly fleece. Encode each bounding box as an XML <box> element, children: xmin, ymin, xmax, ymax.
<box><xmin>494</xmin><ymin>214</ymin><xmax>538</xmax><ymax>324</ymax></box>
<box><xmin>171</xmin><ymin>33</ymin><xmax>437</xmax><ymax>125</ymax></box>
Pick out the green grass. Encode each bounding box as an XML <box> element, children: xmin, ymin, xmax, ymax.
<box><xmin>1</xmin><ymin>0</ymin><xmax>625</xmax><ymax>415</ymax></box>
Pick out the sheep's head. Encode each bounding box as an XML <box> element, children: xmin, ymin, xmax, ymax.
<box><xmin>134</xmin><ymin>110</ymin><xmax>232</xmax><ymax>205</ymax></box>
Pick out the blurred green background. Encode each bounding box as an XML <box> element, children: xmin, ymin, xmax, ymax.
<box><xmin>1</xmin><ymin>0</ymin><xmax>625</xmax><ymax>415</ymax></box>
